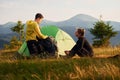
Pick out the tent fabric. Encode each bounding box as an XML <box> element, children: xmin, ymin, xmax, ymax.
<box><xmin>18</xmin><ymin>25</ymin><xmax>75</xmax><ymax>56</ymax></box>
<box><xmin>41</xmin><ymin>26</ymin><xmax>59</xmax><ymax>38</ymax></box>
<box><xmin>55</xmin><ymin>30</ymin><xmax>75</xmax><ymax>55</ymax></box>
<box><xmin>18</xmin><ymin>42</ymin><xmax>30</xmax><ymax>56</ymax></box>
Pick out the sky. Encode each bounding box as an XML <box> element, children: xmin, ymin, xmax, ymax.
<box><xmin>0</xmin><ymin>0</ymin><xmax>120</xmax><ymax>24</ymax></box>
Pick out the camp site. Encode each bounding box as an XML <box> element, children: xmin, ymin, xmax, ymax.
<box><xmin>0</xmin><ymin>0</ymin><xmax>120</xmax><ymax>80</ymax></box>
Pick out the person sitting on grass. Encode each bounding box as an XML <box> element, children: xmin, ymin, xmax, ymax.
<box><xmin>26</xmin><ymin>13</ymin><xmax>56</xmax><ymax>57</ymax></box>
<box><xmin>64</xmin><ymin>28</ymin><xmax>94</xmax><ymax>58</ymax></box>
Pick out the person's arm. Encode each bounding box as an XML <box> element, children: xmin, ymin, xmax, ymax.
<box><xmin>34</xmin><ymin>23</ymin><xmax>48</xmax><ymax>39</ymax></box>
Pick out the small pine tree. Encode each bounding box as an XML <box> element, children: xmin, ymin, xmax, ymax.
<box><xmin>3</xmin><ymin>44</ymin><xmax>10</xmax><ymax>49</ymax></box>
<box><xmin>11</xmin><ymin>21</ymin><xmax>24</xmax><ymax>42</ymax></box>
<box><xmin>89</xmin><ymin>20</ymin><xmax>117</xmax><ymax>47</ymax></box>
<box><xmin>9</xmin><ymin>36</ymin><xmax>19</xmax><ymax>49</ymax></box>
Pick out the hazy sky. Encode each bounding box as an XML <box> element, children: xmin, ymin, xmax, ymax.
<box><xmin>0</xmin><ymin>0</ymin><xmax>120</xmax><ymax>24</ymax></box>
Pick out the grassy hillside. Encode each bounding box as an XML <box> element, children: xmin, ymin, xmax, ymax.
<box><xmin>0</xmin><ymin>48</ymin><xmax>120</xmax><ymax>80</ymax></box>
<box><xmin>0</xmin><ymin>58</ymin><xmax>120</xmax><ymax>80</ymax></box>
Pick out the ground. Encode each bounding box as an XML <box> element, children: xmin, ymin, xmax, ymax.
<box><xmin>0</xmin><ymin>47</ymin><xmax>120</xmax><ymax>80</ymax></box>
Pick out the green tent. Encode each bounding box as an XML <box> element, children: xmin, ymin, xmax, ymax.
<box><xmin>18</xmin><ymin>25</ymin><xmax>75</xmax><ymax>56</ymax></box>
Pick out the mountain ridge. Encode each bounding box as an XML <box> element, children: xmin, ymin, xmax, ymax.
<box><xmin>0</xmin><ymin>14</ymin><xmax>120</xmax><ymax>48</ymax></box>
<box><xmin>0</xmin><ymin>14</ymin><xmax>120</xmax><ymax>32</ymax></box>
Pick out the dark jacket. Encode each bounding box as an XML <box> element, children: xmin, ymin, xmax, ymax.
<box><xmin>69</xmin><ymin>37</ymin><xmax>94</xmax><ymax>57</ymax></box>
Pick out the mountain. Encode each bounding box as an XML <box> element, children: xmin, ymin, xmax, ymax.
<box><xmin>55</xmin><ymin>14</ymin><xmax>98</xmax><ymax>28</ymax></box>
<box><xmin>41</xmin><ymin>14</ymin><xmax>120</xmax><ymax>30</ymax></box>
<box><xmin>0</xmin><ymin>14</ymin><xmax>120</xmax><ymax>48</ymax></box>
<box><xmin>0</xmin><ymin>22</ymin><xmax>16</xmax><ymax>34</ymax></box>
<box><xmin>41</xmin><ymin>20</ymin><xmax>56</xmax><ymax>26</ymax></box>
<box><xmin>40</xmin><ymin>14</ymin><xmax>98</xmax><ymax>28</ymax></box>
<box><xmin>108</xmin><ymin>21</ymin><xmax>120</xmax><ymax>31</ymax></box>
<box><xmin>41</xmin><ymin>14</ymin><xmax>120</xmax><ymax>45</ymax></box>
<box><xmin>0</xmin><ymin>39</ymin><xmax>9</xmax><ymax>49</ymax></box>
<box><xmin>0</xmin><ymin>14</ymin><xmax>120</xmax><ymax>34</ymax></box>
<box><xmin>0</xmin><ymin>33</ymin><xmax>18</xmax><ymax>49</ymax></box>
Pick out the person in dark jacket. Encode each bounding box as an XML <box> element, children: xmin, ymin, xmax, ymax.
<box><xmin>64</xmin><ymin>28</ymin><xmax>94</xmax><ymax>58</ymax></box>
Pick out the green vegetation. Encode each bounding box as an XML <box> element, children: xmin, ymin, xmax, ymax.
<box><xmin>4</xmin><ymin>36</ymin><xmax>22</xmax><ymax>50</ymax></box>
<box><xmin>3</xmin><ymin>21</ymin><xmax>24</xmax><ymax>50</ymax></box>
<box><xmin>89</xmin><ymin>19</ymin><xmax>118</xmax><ymax>47</ymax></box>
<box><xmin>0</xmin><ymin>58</ymin><xmax>120</xmax><ymax>80</ymax></box>
<box><xmin>11</xmin><ymin>21</ymin><xmax>25</xmax><ymax>42</ymax></box>
<box><xmin>0</xmin><ymin>48</ymin><xmax>120</xmax><ymax>80</ymax></box>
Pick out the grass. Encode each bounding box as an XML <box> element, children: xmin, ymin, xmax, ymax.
<box><xmin>0</xmin><ymin>58</ymin><xmax>120</xmax><ymax>80</ymax></box>
<box><xmin>0</xmin><ymin>47</ymin><xmax>120</xmax><ymax>80</ymax></box>
<box><xmin>93</xmin><ymin>47</ymin><xmax>120</xmax><ymax>57</ymax></box>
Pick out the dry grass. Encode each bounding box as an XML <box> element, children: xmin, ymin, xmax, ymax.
<box><xmin>0</xmin><ymin>47</ymin><xmax>120</xmax><ymax>80</ymax></box>
<box><xmin>72</xmin><ymin>47</ymin><xmax>120</xmax><ymax>59</ymax></box>
<box><xmin>69</xmin><ymin>63</ymin><xmax>120</xmax><ymax>80</ymax></box>
<box><xmin>93</xmin><ymin>47</ymin><xmax>120</xmax><ymax>58</ymax></box>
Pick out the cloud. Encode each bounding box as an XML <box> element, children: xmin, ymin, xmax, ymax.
<box><xmin>87</xmin><ymin>0</ymin><xmax>97</xmax><ymax>4</ymax></box>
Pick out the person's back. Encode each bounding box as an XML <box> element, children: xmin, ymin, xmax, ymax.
<box><xmin>26</xmin><ymin>20</ymin><xmax>38</xmax><ymax>41</ymax></box>
<box><xmin>77</xmin><ymin>37</ymin><xmax>93</xmax><ymax>57</ymax></box>
<box><xmin>26</xmin><ymin>13</ymin><xmax>47</xmax><ymax>55</ymax></box>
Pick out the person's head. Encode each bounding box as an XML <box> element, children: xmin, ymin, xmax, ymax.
<box><xmin>75</xmin><ymin>28</ymin><xmax>85</xmax><ymax>38</ymax></box>
<box><xmin>35</xmin><ymin>13</ymin><xmax>44</xmax><ymax>24</ymax></box>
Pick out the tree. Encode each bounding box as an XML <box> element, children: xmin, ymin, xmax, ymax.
<box><xmin>3</xmin><ymin>44</ymin><xmax>10</xmax><ymax>49</ymax></box>
<box><xmin>89</xmin><ymin>20</ymin><xmax>118</xmax><ymax>47</ymax></box>
<box><xmin>9</xmin><ymin>36</ymin><xmax>19</xmax><ymax>49</ymax></box>
<box><xmin>3</xmin><ymin>36</ymin><xmax>22</xmax><ymax>50</ymax></box>
<box><xmin>9</xmin><ymin>36</ymin><xmax>22</xmax><ymax>49</ymax></box>
<box><xmin>11</xmin><ymin>21</ymin><xmax>24</xmax><ymax>42</ymax></box>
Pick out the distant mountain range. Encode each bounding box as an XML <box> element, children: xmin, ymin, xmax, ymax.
<box><xmin>0</xmin><ymin>14</ymin><xmax>120</xmax><ymax>48</ymax></box>
<box><xmin>41</xmin><ymin>14</ymin><xmax>120</xmax><ymax>30</ymax></box>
